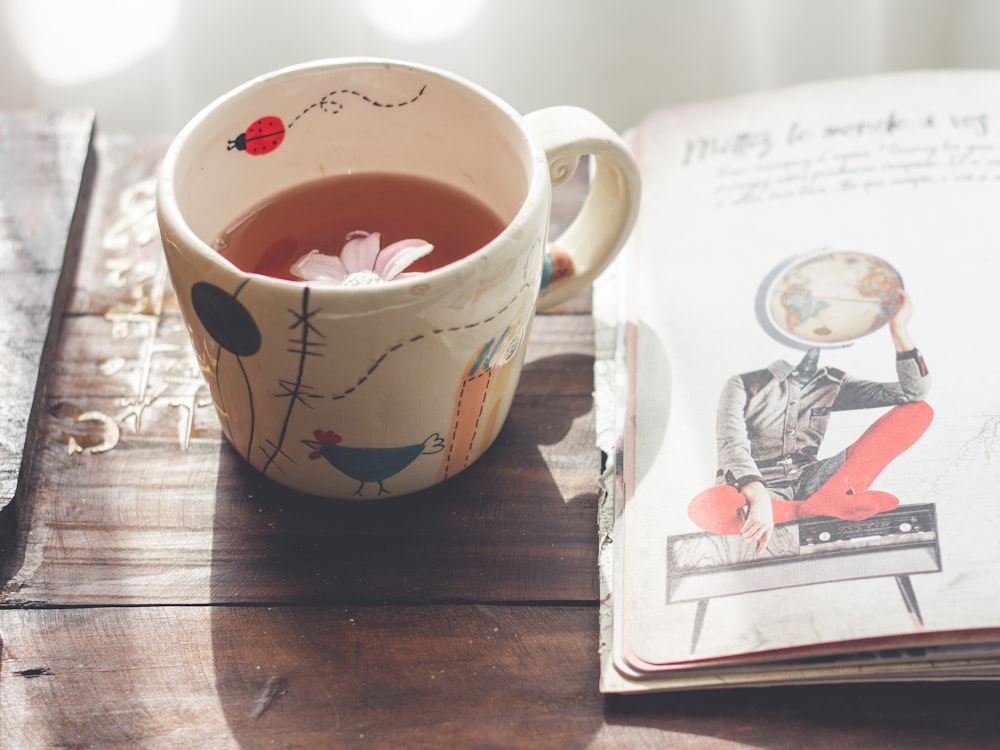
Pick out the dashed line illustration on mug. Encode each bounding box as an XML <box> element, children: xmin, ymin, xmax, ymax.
<box><xmin>328</xmin><ymin>283</ymin><xmax>530</xmax><ymax>402</ymax></box>
<box><xmin>226</xmin><ymin>84</ymin><xmax>428</xmax><ymax>155</ymax></box>
<box><xmin>189</xmin><ymin>272</ymin><xmax>527</xmax><ymax>490</ymax></box>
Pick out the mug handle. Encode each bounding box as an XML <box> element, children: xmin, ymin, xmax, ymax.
<box><xmin>523</xmin><ymin>106</ymin><xmax>641</xmax><ymax>310</ymax></box>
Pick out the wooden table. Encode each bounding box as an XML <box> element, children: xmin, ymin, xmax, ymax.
<box><xmin>1</xmin><ymin>110</ymin><xmax>998</xmax><ymax>749</ymax></box>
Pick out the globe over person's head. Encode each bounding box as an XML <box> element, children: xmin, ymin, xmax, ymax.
<box><xmin>757</xmin><ymin>250</ymin><xmax>903</xmax><ymax>349</ymax></box>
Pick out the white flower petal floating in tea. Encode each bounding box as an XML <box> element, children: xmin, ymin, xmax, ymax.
<box><xmin>290</xmin><ymin>231</ymin><xmax>434</xmax><ymax>286</ymax></box>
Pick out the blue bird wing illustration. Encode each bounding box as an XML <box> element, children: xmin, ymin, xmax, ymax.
<box><xmin>319</xmin><ymin>443</ymin><xmax>423</xmax><ymax>482</ymax></box>
<box><xmin>315</xmin><ymin>433</ymin><xmax>445</xmax><ymax>483</ymax></box>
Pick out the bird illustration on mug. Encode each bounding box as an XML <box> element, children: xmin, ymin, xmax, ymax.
<box><xmin>304</xmin><ymin>429</ymin><xmax>445</xmax><ymax>497</ymax></box>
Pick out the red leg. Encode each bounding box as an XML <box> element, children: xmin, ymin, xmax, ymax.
<box><xmin>796</xmin><ymin>401</ymin><xmax>932</xmax><ymax>520</ymax></box>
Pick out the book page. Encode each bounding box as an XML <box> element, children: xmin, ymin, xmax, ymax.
<box><xmin>616</xmin><ymin>71</ymin><xmax>1000</xmax><ymax>675</ymax></box>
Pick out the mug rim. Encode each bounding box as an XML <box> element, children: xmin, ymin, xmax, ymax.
<box><xmin>156</xmin><ymin>57</ymin><xmax>549</xmax><ymax>298</ymax></box>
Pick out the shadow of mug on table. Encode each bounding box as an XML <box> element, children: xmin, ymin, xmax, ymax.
<box><xmin>207</xmin><ymin>352</ymin><xmax>603</xmax><ymax>744</ymax></box>
<box><xmin>156</xmin><ymin>57</ymin><xmax>640</xmax><ymax>501</ymax></box>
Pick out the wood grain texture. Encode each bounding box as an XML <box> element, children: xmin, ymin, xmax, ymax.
<box><xmin>0</xmin><ymin>109</ymin><xmax>95</xmax><ymax>523</ymax></box>
<box><xmin>4</xmin><ymin>605</ymin><xmax>1000</xmax><ymax>750</ymax></box>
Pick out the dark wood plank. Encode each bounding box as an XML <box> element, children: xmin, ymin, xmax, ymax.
<box><xmin>0</xmin><ymin>605</ymin><xmax>601</xmax><ymax>749</ymax></box>
<box><xmin>3</xmin><ymin>604</ymin><xmax>999</xmax><ymax>749</ymax></box>
<box><xmin>0</xmin><ymin>110</ymin><xmax>95</xmax><ymax>524</ymax></box>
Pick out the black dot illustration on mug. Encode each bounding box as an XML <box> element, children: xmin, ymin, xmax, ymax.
<box><xmin>191</xmin><ymin>281</ymin><xmax>261</xmax><ymax>461</ymax></box>
<box><xmin>191</xmin><ymin>281</ymin><xmax>261</xmax><ymax>356</ymax></box>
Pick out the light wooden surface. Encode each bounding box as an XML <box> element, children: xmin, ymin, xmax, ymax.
<box><xmin>1</xmin><ymin>111</ymin><xmax>999</xmax><ymax>749</ymax></box>
<box><xmin>0</xmin><ymin>109</ymin><xmax>95</xmax><ymax>517</ymax></box>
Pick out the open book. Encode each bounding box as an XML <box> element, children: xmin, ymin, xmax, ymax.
<box><xmin>597</xmin><ymin>70</ymin><xmax>1000</xmax><ymax>692</ymax></box>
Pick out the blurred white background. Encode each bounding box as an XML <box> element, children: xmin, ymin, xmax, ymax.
<box><xmin>2</xmin><ymin>0</ymin><xmax>1000</xmax><ymax>135</ymax></box>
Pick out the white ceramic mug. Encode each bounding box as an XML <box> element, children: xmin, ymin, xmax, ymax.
<box><xmin>157</xmin><ymin>58</ymin><xmax>639</xmax><ymax>499</ymax></box>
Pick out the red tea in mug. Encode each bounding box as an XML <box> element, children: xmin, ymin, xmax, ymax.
<box><xmin>214</xmin><ymin>173</ymin><xmax>506</xmax><ymax>280</ymax></box>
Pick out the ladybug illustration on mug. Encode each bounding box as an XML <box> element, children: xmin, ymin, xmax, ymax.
<box><xmin>227</xmin><ymin>116</ymin><xmax>286</xmax><ymax>155</ymax></box>
<box><xmin>226</xmin><ymin>84</ymin><xmax>428</xmax><ymax>156</ymax></box>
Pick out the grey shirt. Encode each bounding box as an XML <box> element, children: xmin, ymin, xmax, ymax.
<box><xmin>716</xmin><ymin>349</ymin><xmax>930</xmax><ymax>495</ymax></box>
